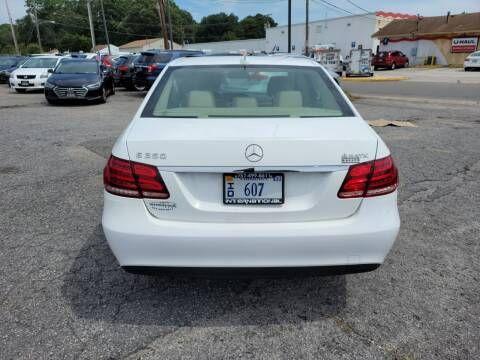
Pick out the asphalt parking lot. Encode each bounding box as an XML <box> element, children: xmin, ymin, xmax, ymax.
<box><xmin>1</xmin><ymin>82</ymin><xmax>479</xmax><ymax>359</ymax></box>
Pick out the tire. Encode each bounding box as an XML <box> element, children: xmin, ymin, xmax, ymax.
<box><xmin>110</xmin><ymin>83</ymin><xmax>115</xmax><ymax>96</ymax></box>
<box><xmin>133</xmin><ymin>83</ymin><xmax>146</xmax><ymax>91</ymax></box>
<box><xmin>125</xmin><ymin>81</ymin><xmax>136</xmax><ymax>91</ymax></box>
<box><xmin>373</xmin><ymin>66</ymin><xmax>378</xmax><ymax>71</ymax></box>
<box><xmin>464</xmin><ymin>67</ymin><xmax>470</xmax><ymax>72</ymax></box>
<box><xmin>46</xmin><ymin>98</ymin><xmax>59</xmax><ymax>105</ymax></box>
<box><xmin>99</xmin><ymin>87</ymin><xmax>107</xmax><ymax>104</ymax></box>
<box><xmin>390</xmin><ymin>63</ymin><xmax>396</xmax><ymax>70</ymax></box>
<box><xmin>15</xmin><ymin>88</ymin><xmax>26</xmax><ymax>93</ymax></box>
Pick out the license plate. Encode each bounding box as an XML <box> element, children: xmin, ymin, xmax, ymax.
<box><xmin>223</xmin><ymin>173</ymin><xmax>284</xmax><ymax>205</ymax></box>
<box><xmin>20</xmin><ymin>81</ymin><xmax>30</xmax><ymax>86</ymax></box>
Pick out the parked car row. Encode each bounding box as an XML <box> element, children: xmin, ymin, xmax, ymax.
<box><xmin>1</xmin><ymin>54</ymin><xmax>115</xmax><ymax>105</ymax></box>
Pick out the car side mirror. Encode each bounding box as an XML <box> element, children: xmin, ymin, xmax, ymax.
<box><xmin>47</xmin><ymin>68</ymin><xmax>54</xmax><ymax>73</ymax></box>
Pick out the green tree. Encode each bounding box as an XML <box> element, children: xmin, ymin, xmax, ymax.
<box><xmin>0</xmin><ymin>24</ymin><xmax>16</xmax><ymax>54</ymax></box>
<box><xmin>1</xmin><ymin>0</ymin><xmax>277</xmax><ymax>52</ymax></box>
<box><xmin>238</xmin><ymin>14</ymin><xmax>277</xmax><ymax>39</ymax></box>
<box><xmin>21</xmin><ymin>43</ymin><xmax>42</xmax><ymax>54</ymax></box>
<box><xmin>58</xmin><ymin>33</ymin><xmax>91</xmax><ymax>52</ymax></box>
<box><xmin>196</xmin><ymin>13</ymin><xmax>240</xmax><ymax>42</ymax></box>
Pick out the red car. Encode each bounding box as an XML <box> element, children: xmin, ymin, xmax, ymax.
<box><xmin>373</xmin><ymin>51</ymin><xmax>409</xmax><ymax>70</ymax></box>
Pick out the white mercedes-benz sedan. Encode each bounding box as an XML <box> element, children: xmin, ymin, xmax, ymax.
<box><xmin>102</xmin><ymin>55</ymin><xmax>400</xmax><ymax>275</ymax></box>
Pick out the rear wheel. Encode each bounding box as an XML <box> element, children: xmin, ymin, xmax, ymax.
<box><xmin>133</xmin><ymin>83</ymin><xmax>146</xmax><ymax>91</ymax></box>
<box><xmin>465</xmin><ymin>67</ymin><xmax>471</xmax><ymax>72</ymax></box>
<box><xmin>15</xmin><ymin>88</ymin><xmax>26</xmax><ymax>93</ymax></box>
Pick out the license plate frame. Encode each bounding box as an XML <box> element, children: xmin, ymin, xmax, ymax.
<box><xmin>223</xmin><ymin>172</ymin><xmax>284</xmax><ymax>205</ymax></box>
<box><xmin>20</xmin><ymin>80</ymin><xmax>30</xmax><ymax>87</ymax></box>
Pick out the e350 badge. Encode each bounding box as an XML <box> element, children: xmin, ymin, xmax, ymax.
<box><xmin>342</xmin><ymin>153</ymin><xmax>368</xmax><ymax>164</ymax></box>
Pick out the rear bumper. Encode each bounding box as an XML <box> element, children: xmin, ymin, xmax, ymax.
<box><xmin>102</xmin><ymin>191</ymin><xmax>400</xmax><ymax>268</ymax></box>
<box><xmin>134</xmin><ymin>74</ymin><xmax>156</xmax><ymax>88</ymax></box>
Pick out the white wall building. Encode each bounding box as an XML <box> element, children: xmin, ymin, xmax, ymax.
<box><xmin>183</xmin><ymin>38</ymin><xmax>266</xmax><ymax>53</ymax></box>
<box><xmin>265</xmin><ymin>12</ymin><xmax>415</xmax><ymax>57</ymax></box>
<box><xmin>119</xmin><ymin>38</ymin><xmax>181</xmax><ymax>53</ymax></box>
<box><xmin>93</xmin><ymin>44</ymin><xmax>120</xmax><ymax>55</ymax></box>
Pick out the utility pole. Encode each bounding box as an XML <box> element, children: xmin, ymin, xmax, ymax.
<box><xmin>156</xmin><ymin>0</ymin><xmax>169</xmax><ymax>49</ymax></box>
<box><xmin>86</xmin><ymin>0</ymin><xmax>96</xmax><ymax>52</ymax></box>
<box><xmin>5</xmin><ymin>0</ymin><xmax>19</xmax><ymax>54</ymax></box>
<box><xmin>287</xmin><ymin>0</ymin><xmax>291</xmax><ymax>53</ymax></box>
<box><xmin>166</xmin><ymin>0</ymin><xmax>174</xmax><ymax>49</ymax></box>
<box><xmin>305</xmin><ymin>0</ymin><xmax>309</xmax><ymax>55</ymax></box>
<box><xmin>32</xmin><ymin>6</ymin><xmax>43</xmax><ymax>52</ymax></box>
<box><xmin>99</xmin><ymin>0</ymin><xmax>111</xmax><ymax>55</ymax></box>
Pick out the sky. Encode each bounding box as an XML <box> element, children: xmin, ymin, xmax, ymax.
<box><xmin>1</xmin><ymin>0</ymin><xmax>480</xmax><ymax>25</ymax></box>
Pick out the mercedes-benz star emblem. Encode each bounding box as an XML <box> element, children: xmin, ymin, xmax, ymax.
<box><xmin>245</xmin><ymin>144</ymin><xmax>263</xmax><ymax>162</ymax></box>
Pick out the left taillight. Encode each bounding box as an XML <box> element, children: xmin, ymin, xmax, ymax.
<box><xmin>103</xmin><ymin>155</ymin><xmax>170</xmax><ymax>199</ymax></box>
<box><xmin>338</xmin><ymin>155</ymin><xmax>398</xmax><ymax>199</ymax></box>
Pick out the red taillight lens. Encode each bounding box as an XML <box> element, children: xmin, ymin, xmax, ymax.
<box><xmin>103</xmin><ymin>155</ymin><xmax>169</xmax><ymax>199</ymax></box>
<box><xmin>338</xmin><ymin>155</ymin><xmax>398</xmax><ymax>198</ymax></box>
<box><xmin>147</xmin><ymin>64</ymin><xmax>158</xmax><ymax>73</ymax></box>
<box><xmin>118</xmin><ymin>65</ymin><xmax>129</xmax><ymax>71</ymax></box>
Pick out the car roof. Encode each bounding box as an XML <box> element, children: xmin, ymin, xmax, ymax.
<box><xmin>27</xmin><ymin>55</ymin><xmax>63</xmax><ymax>59</ymax></box>
<box><xmin>142</xmin><ymin>49</ymin><xmax>202</xmax><ymax>54</ymax></box>
<box><xmin>169</xmin><ymin>55</ymin><xmax>320</xmax><ymax>67</ymax></box>
<box><xmin>61</xmin><ymin>58</ymin><xmax>97</xmax><ymax>62</ymax></box>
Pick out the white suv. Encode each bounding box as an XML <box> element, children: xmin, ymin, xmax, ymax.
<box><xmin>102</xmin><ymin>55</ymin><xmax>400</xmax><ymax>275</ymax></box>
<box><xmin>9</xmin><ymin>56</ymin><xmax>62</xmax><ymax>92</ymax></box>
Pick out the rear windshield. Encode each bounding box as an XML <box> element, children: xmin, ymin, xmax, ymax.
<box><xmin>115</xmin><ymin>56</ymin><xmax>128</xmax><ymax>65</ymax></box>
<box><xmin>142</xmin><ymin>65</ymin><xmax>354</xmax><ymax>118</ymax></box>
<box><xmin>139</xmin><ymin>52</ymin><xmax>172</xmax><ymax>64</ymax></box>
<box><xmin>22</xmin><ymin>57</ymin><xmax>58</xmax><ymax>68</ymax></box>
<box><xmin>55</xmin><ymin>61</ymin><xmax>97</xmax><ymax>74</ymax></box>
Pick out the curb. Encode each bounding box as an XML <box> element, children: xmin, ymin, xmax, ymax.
<box><xmin>342</xmin><ymin>76</ymin><xmax>408</xmax><ymax>82</ymax></box>
<box><xmin>350</xmin><ymin>93</ymin><xmax>480</xmax><ymax>106</ymax></box>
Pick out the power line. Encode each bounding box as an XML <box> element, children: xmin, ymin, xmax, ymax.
<box><xmin>312</xmin><ymin>0</ymin><xmax>375</xmax><ymax>20</ymax></box>
<box><xmin>343</xmin><ymin>0</ymin><xmax>370</xmax><ymax>14</ymax></box>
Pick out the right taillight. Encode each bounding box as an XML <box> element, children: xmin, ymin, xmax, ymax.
<box><xmin>103</xmin><ymin>155</ymin><xmax>170</xmax><ymax>199</ymax></box>
<box><xmin>338</xmin><ymin>155</ymin><xmax>398</xmax><ymax>199</ymax></box>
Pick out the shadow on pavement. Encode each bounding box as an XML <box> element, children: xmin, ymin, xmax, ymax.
<box><xmin>62</xmin><ymin>225</ymin><xmax>347</xmax><ymax>327</ymax></box>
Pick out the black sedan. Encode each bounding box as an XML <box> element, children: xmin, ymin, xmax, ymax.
<box><xmin>0</xmin><ymin>56</ymin><xmax>27</xmax><ymax>84</ymax></box>
<box><xmin>44</xmin><ymin>59</ymin><xmax>115</xmax><ymax>104</ymax></box>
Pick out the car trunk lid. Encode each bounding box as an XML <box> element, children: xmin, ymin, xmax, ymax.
<box><xmin>126</xmin><ymin>116</ymin><xmax>378</xmax><ymax>223</ymax></box>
